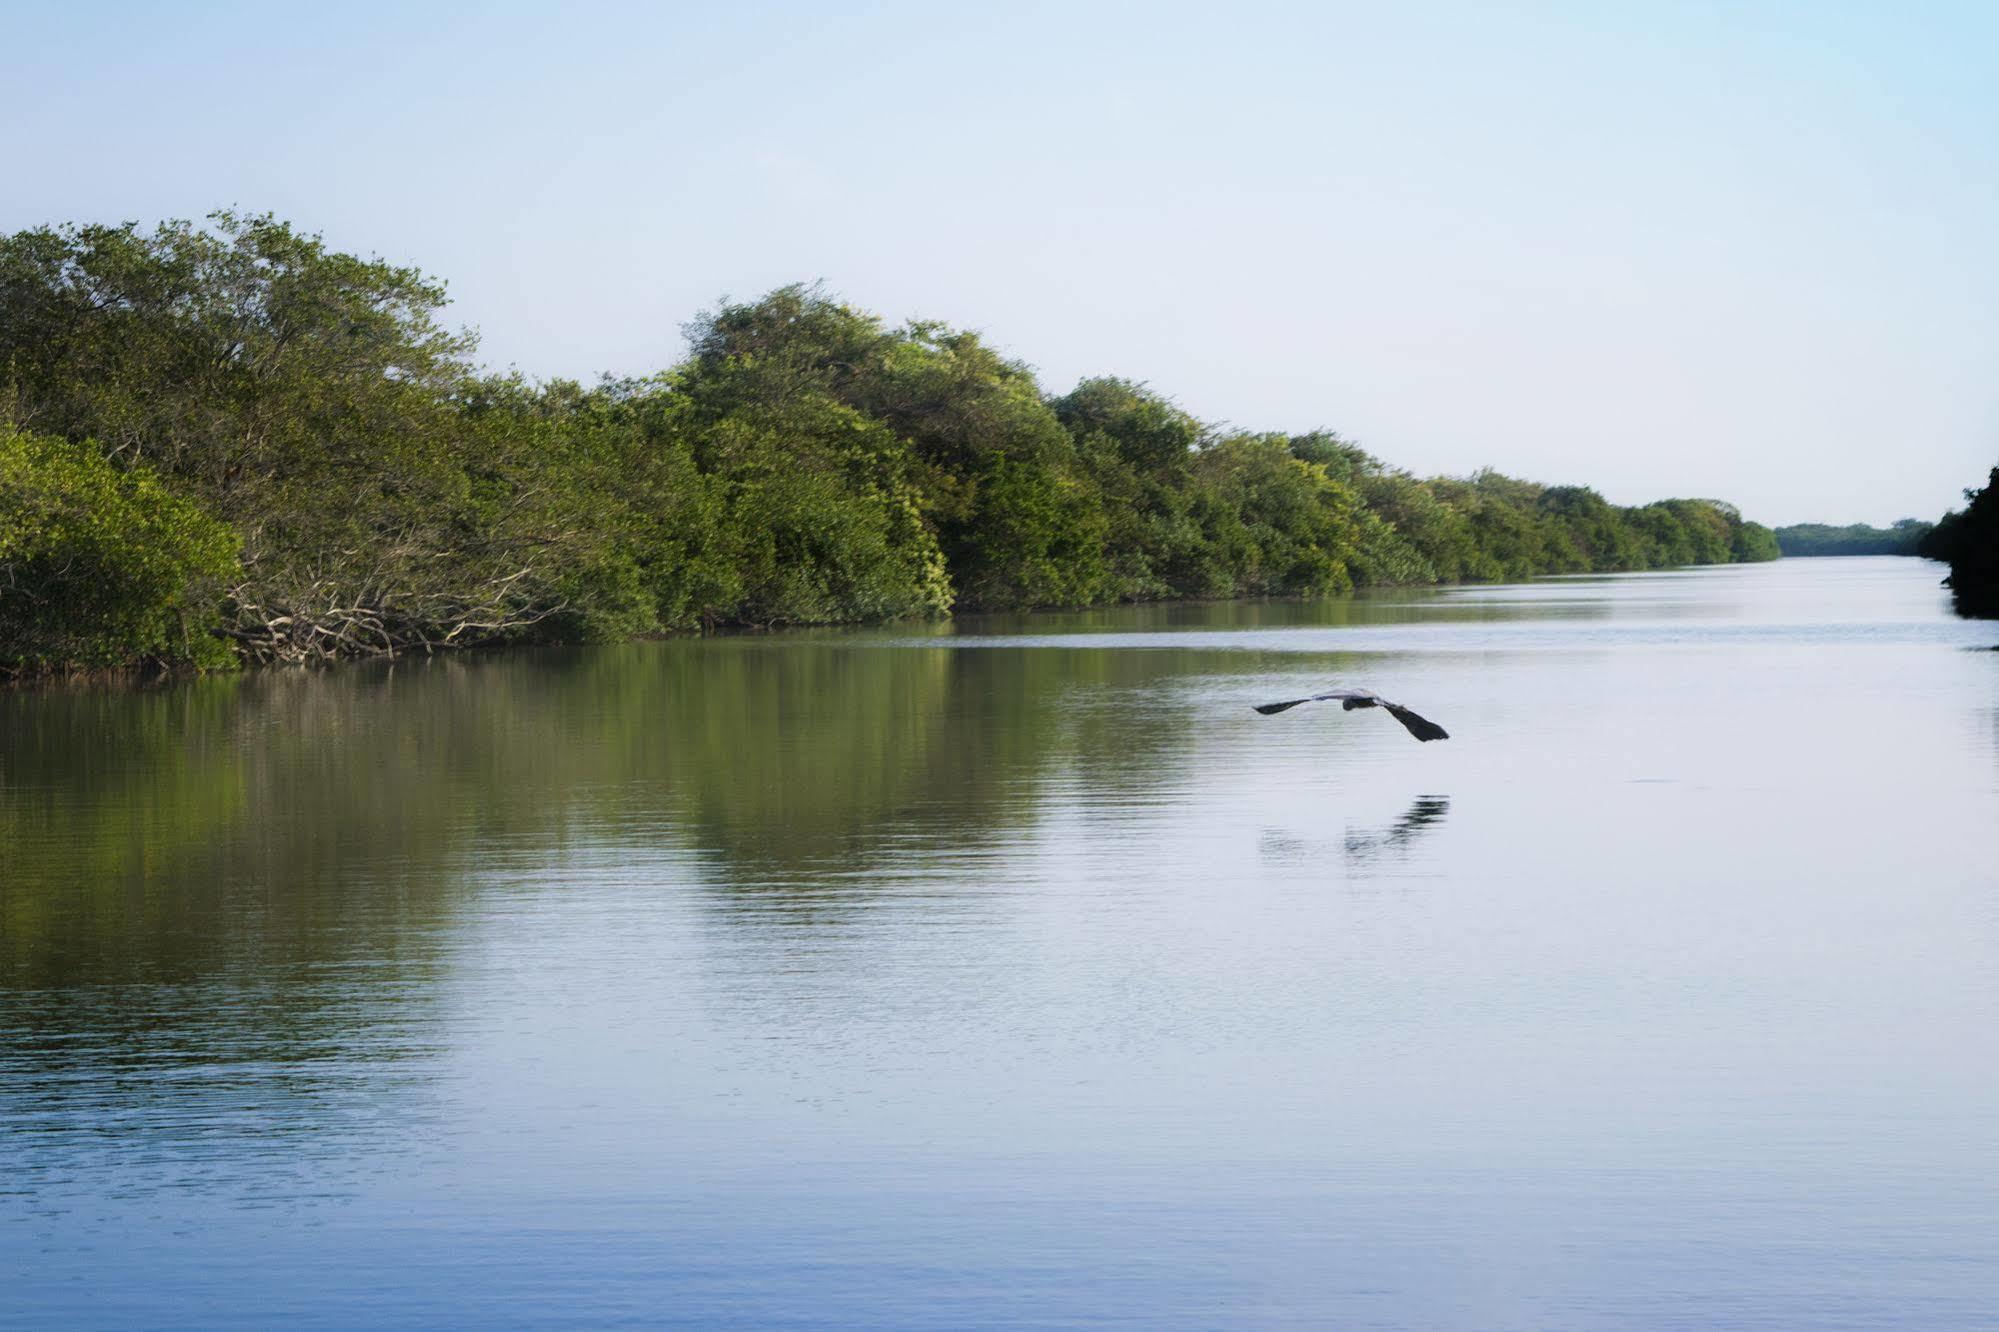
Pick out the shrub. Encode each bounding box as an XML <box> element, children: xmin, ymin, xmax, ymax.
<box><xmin>0</xmin><ymin>427</ymin><xmax>239</xmax><ymax>675</ymax></box>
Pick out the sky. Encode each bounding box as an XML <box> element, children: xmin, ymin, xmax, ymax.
<box><xmin>8</xmin><ymin>0</ymin><xmax>1997</xmax><ymax>525</ymax></box>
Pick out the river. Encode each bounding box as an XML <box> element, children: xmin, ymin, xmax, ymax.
<box><xmin>3</xmin><ymin>556</ymin><xmax>1996</xmax><ymax>1328</ymax></box>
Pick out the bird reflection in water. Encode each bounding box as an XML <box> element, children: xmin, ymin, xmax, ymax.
<box><xmin>1256</xmin><ymin>794</ymin><xmax>1451</xmax><ymax>871</ymax></box>
<box><xmin>1342</xmin><ymin>794</ymin><xmax>1452</xmax><ymax>868</ymax></box>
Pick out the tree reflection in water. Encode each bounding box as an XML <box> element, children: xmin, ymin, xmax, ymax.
<box><xmin>0</xmin><ymin>635</ymin><xmax>1224</xmax><ymax>1195</ymax></box>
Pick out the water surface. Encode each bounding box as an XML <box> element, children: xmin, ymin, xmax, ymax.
<box><xmin>4</xmin><ymin>557</ymin><xmax>1997</xmax><ymax>1328</ymax></box>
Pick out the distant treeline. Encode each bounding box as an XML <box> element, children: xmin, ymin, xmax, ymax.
<box><xmin>0</xmin><ymin>213</ymin><xmax>1780</xmax><ymax>676</ymax></box>
<box><xmin>1774</xmin><ymin>520</ymin><xmax>1933</xmax><ymax>557</ymax></box>
<box><xmin>1917</xmin><ymin>467</ymin><xmax>1999</xmax><ymax>618</ymax></box>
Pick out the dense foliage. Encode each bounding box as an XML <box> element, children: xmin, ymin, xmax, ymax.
<box><xmin>0</xmin><ymin>426</ymin><xmax>238</xmax><ymax>676</ymax></box>
<box><xmin>1775</xmin><ymin>520</ymin><xmax>1933</xmax><ymax>557</ymax></box>
<box><xmin>1918</xmin><ymin>467</ymin><xmax>1999</xmax><ymax>618</ymax></box>
<box><xmin>0</xmin><ymin>213</ymin><xmax>1780</xmax><ymax>674</ymax></box>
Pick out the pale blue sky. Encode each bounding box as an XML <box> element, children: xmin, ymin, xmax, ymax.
<box><xmin>9</xmin><ymin>1</ymin><xmax>1997</xmax><ymax>524</ymax></box>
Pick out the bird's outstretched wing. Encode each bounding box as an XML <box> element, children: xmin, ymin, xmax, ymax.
<box><xmin>1251</xmin><ymin>688</ymin><xmax>1450</xmax><ymax>741</ymax></box>
<box><xmin>1383</xmin><ymin>704</ymin><xmax>1450</xmax><ymax>742</ymax></box>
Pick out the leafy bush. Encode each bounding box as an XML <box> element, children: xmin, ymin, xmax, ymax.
<box><xmin>0</xmin><ymin>427</ymin><xmax>239</xmax><ymax>675</ymax></box>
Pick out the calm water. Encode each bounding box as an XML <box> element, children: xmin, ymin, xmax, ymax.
<box><xmin>4</xmin><ymin>557</ymin><xmax>1997</xmax><ymax>1329</ymax></box>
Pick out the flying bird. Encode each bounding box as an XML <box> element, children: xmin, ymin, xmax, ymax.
<box><xmin>1252</xmin><ymin>688</ymin><xmax>1450</xmax><ymax>742</ymax></box>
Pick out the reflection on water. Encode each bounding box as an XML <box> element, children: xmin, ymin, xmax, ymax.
<box><xmin>1344</xmin><ymin>794</ymin><xmax>1452</xmax><ymax>866</ymax></box>
<box><xmin>1257</xmin><ymin>793</ymin><xmax>1452</xmax><ymax>873</ymax></box>
<box><xmin>3</xmin><ymin>557</ymin><xmax>1998</xmax><ymax>1329</ymax></box>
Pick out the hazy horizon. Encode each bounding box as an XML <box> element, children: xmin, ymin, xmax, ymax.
<box><xmin>10</xmin><ymin>0</ymin><xmax>1996</xmax><ymax>527</ymax></box>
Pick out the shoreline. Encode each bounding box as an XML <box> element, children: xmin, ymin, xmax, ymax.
<box><xmin>5</xmin><ymin>554</ymin><xmax>1885</xmax><ymax>692</ymax></box>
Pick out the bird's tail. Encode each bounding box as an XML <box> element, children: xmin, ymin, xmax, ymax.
<box><xmin>1386</xmin><ymin>705</ymin><xmax>1450</xmax><ymax>742</ymax></box>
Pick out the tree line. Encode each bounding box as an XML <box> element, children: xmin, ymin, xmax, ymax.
<box><xmin>0</xmin><ymin>213</ymin><xmax>1782</xmax><ymax>677</ymax></box>
<box><xmin>1774</xmin><ymin>520</ymin><xmax>1933</xmax><ymax>557</ymax></box>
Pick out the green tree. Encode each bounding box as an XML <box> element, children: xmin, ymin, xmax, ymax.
<box><xmin>1731</xmin><ymin>520</ymin><xmax>1781</xmax><ymax>563</ymax></box>
<box><xmin>1054</xmin><ymin>378</ymin><xmax>1204</xmax><ymax>598</ymax></box>
<box><xmin>683</xmin><ymin>286</ymin><xmax>1113</xmax><ymax>609</ymax></box>
<box><xmin>1184</xmin><ymin>434</ymin><xmax>1362</xmax><ymax>596</ymax></box>
<box><xmin>0</xmin><ymin>214</ymin><xmax>625</xmax><ymax>660</ymax></box>
<box><xmin>1538</xmin><ymin>485</ymin><xmax>1640</xmax><ymax>571</ymax></box>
